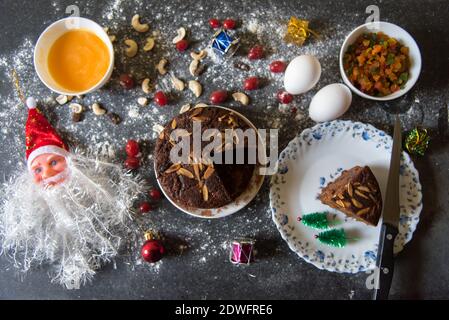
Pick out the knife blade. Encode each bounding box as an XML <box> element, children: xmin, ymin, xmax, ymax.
<box><xmin>372</xmin><ymin>116</ymin><xmax>402</xmax><ymax>300</ymax></box>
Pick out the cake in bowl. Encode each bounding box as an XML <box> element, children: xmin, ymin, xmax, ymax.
<box><xmin>154</xmin><ymin>106</ymin><xmax>257</xmax><ymax>210</ymax></box>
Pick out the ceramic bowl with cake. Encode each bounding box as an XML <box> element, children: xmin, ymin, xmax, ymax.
<box><xmin>270</xmin><ymin>120</ymin><xmax>422</xmax><ymax>273</ymax></box>
<box><xmin>154</xmin><ymin>106</ymin><xmax>265</xmax><ymax>218</ymax></box>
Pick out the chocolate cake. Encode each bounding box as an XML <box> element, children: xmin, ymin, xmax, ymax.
<box><xmin>319</xmin><ymin>166</ymin><xmax>383</xmax><ymax>226</ymax></box>
<box><xmin>154</xmin><ymin>107</ymin><xmax>256</xmax><ymax>209</ymax></box>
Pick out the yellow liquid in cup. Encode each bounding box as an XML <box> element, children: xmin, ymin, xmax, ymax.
<box><xmin>47</xmin><ymin>29</ymin><xmax>110</xmax><ymax>93</ymax></box>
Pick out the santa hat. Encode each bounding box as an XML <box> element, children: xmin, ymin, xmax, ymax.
<box><xmin>25</xmin><ymin>97</ymin><xmax>69</xmax><ymax>170</ymax></box>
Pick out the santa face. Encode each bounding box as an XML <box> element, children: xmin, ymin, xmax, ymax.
<box><xmin>1</xmin><ymin>151</ymin><xmax>144</xmax><ymax>289</ymax></box>
<box><xmin>30</xmin><ymin>153</ymin><xmax>68</xmax><ymax>186</ymax></box>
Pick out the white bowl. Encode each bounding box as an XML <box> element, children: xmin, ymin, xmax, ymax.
<box><xmin>34</xmin><ymin>17</ymin><xmax>114</xmax><ymax>96</ymax></box>
<box><xmin>339</xmin><ymin>21</ymin><xmax>421</xmax><ymax>101</ymax></box>
<box><xmin>155</xmin><ymin>106</ymin><xmax>266</xmax><ymax>219</ymax></box>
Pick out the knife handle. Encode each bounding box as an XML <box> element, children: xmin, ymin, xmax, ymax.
<box><xmin>372</xmin><ymin>223</ymin><xmax>398</xmax><ymax>300</ymax></box>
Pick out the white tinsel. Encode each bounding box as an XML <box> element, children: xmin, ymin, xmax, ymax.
<box><xmin>0</xmin><ymin>150</ymin><xmax>145</xmax><ymax>289</ymax></box>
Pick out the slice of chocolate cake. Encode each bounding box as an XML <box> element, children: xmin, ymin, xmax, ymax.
<box><xmin>319</xmin><ymin>166</ymin><xmax>383</xmax><ymax>226</ymax></box>
<box><xmin>154</xmin><ymin>107</ymin><xmax>256</xmax><ymax>210</ymax></box>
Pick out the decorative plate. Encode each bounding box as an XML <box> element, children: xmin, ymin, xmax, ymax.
<box><xmin>155</xmin><ymin>106</ymin><xmax>265</xmax><ymax>219</ymax></box>
<box><xmin>270</xmin><ymin>120</ymin><xmax>422</xmax><ymax>273</ymax></box>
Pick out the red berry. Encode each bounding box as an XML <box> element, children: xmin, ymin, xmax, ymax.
<box><xmin>223</xmin><ymin>19</ymin><xmax>236</xmax><ymax>30</ymax></box>
<box><xmin>269</xmin><ymin>60</ymin><xmax>286</xmax><ymax>73</ymax></box>
<box><xmin>139</xmin><ymin>202</ymin><xmax>152</xmax><ymax>213</ymax></box>
<box><xmin>125</xmin><ymin>139</ymin><xmax>140</xmax><ymax>157</ymax></box>
<box><xmin>209</xmin><ymin>18</ymin><xmax>220</xmax><ymax>28</ymax></box>
<box><xmin>125</xmin><ymin>157</ymin><xmax>140</xmax><ymax>170</ymax></box>
<box><xmin>149</xmin><ymin>187</ymin><xmax>162</xmax><ymax>201</ymax></box>
<box><xmin>244</xmin><ymin>77</ymin><xmax>259</xmax><ymax>90</ymax></box>
<box><xmin>141</xmin><ymin>239</ymin><xmax>165</xmax><ymax>263</ymax></box>
<box><xmin>175</xmin><ymin>39</ymin><xmax>189</xmax><ymax>52</ymax></box>
<box><xmin>209</xmin><ymin>90</ymin><xmax>228</xmax><ymax>104</ymax></box>
<box><xmin>154</xmin><ymin>91</ymin><xmax>168</xmax><ymax>106</ymax></box>
<box><xmin>248</xmin><ymin>45</ymin><xmax>264</xmax><ymax>60</ymax></box>
<box><xmin>119</xmin><ymin>74</ymin><xmax>134</xmax><ymax>89</ymax></box>
<box><xmin>277</xmin><ymin>90</ymin><xmax>293</xmax><ymax>104</ymax></box>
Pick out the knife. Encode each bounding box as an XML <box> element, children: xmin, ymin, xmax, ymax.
<box><xmin>372</xmin><ymin>116</ymin><xmax>402</xmax><ymax>300</ymax></box>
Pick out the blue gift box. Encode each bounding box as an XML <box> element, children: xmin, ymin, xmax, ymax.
<box><xmin>211</xmin><ymin>29</ymin><xmax>239</xmax><ymax>57</ymax></box>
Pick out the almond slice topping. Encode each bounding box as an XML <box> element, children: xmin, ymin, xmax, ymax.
<box><xmin>177</xmin><ymin>167</ymin><xmax>194</xmax><ymax>179</ymax></box>
<box><xmin>165</xmin><ymin>163</ymin><xmax>181</xmax><ymax>173</ymax></box>
<box><xmin>203</xmin><ymin>166</ymin><xmax>215</xmax><ymax>180</ymax></box>
<box><xmin>193</xmin><ymin>164</ymin><xmax>201</xmax><ymax>181</ymax></box>
<box><xmin>356</xmin><ymin>186</ymin><xmax>371</xmax><ymax>193</ymax></box>
<box><xmin>202</xmin><ymin>185</ymin><xmax>209</xmax><ymax>201</ymax></box>
<box><xmin>351</xmin><ymin>198</ymin><xmax>364</xmax><ymax>208</ymax></box>
<box><xmin>356</xmin><ymin>207</ymin><xmax>371</xmax><ymax>216</ymax></box>
<box><xmin>189</xmin><ymin>108</ymin><xmax>203</xmax><ymax>118</ymax></box>
<box><xmin>355</xmin><ymin>190</ymin><xmax>369</xmax><ymax>200</ymax></box>
<box><xmin>347</xmin><ymin>183</ymin><xmax>353</xmax><ymax>197</ymax></box>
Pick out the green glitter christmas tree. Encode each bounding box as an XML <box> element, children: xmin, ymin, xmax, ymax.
<box><xmin>298</xmin><ymin>212</ymin><xmax>330</xmax><ymax>230</ymax></box>
<box><xmin>315</xmin><ymin>229</ymin><xmax>347</xmax><ymax>248</ymax></box>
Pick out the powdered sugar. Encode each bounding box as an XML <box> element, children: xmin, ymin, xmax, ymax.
<box><xmin>0</xmin><ymin>0</ymin><xmax>441</xmax><ymax>280</ymax></box>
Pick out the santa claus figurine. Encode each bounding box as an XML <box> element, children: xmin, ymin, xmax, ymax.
<box><xmin>0</xmin><ymin>97</ymin><xmax>144</xmax><ymax>289</ymax></box>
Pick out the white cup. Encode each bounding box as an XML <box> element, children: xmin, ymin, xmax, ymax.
<box><xmin>34</xmin><ymin>17</ymin><xmax>114</xmax><ymax>96</ymax></box>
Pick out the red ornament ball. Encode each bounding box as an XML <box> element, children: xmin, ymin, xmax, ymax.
<box><xmin>209</xmin><ymin>90</ymin><xmax>228</xmax><ymax>104</ymax></box>
<box><xmin>149</xmin><ymin>187</ymin><xmax>162</xmax><ymax>201</ymax></box>
<box><xmin>125</xmin><ymin>157</ymin><xmax>140</xmax><ymax>170</ymax></box>
<box><xmin>248</xmin><ymin>45</ymin><xmax>264</xmax><ymax>60</ymax></box>
<box><xmin>141</xmin><ymin>239</ymin><xmax>165</xmax><ymax>263</ymax></box>
<box><xmin>243</xmin><ymin>77</ymin><xmax>259</xmax><ymax>91</ymax></box>
<box><xmin>175</xmin><ymin>39</ymin><xmax>189</xmax><ymax>52</ymax></box>
<box><xmin>269</xmin><ymin>60</ymin><xmax>286</xmax><ymax>73</ymax></box>
<box><xmin>209</xmin><ymin>18</ymin><xmax>220</xmax><ymax>29</ymax></box>
<box><xmin>277</xmin><ymin>90</ymin><xmax>293</xmax><ymax>104</ymax></box>
<box><xmin>223</xmin><ymin>19</ymin><xmax>236</xmax><ymax>30</ymax></box>
<box><xmin>125</xmin><ymin>139</ymin><xmax>140</xmax><ymax>157</ymax></box>
<box><xmin>154</xmin><ymin>91</ymin><xmax>168</xmax><ymax>106</ymax></box>
<box><xmin>139</xmin><ymin>201</ymin><xmax>152</xmax><ymax>214</ymax></box>
<box><xmin>119</xmin><ymin>74</ymin><xmax>134</xmax><ymax>90</ymax></box>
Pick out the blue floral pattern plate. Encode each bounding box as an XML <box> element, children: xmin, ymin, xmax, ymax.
<box><xmin>270</xmin><ymin>120</ymin><xmax>422</xmax><ymax>273</ymax></box>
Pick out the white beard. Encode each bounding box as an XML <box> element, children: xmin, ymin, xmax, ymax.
<box><xmin>0</xmin><ymin>151</ymin><xmax>145</xmax><ymax>289</ymax></box>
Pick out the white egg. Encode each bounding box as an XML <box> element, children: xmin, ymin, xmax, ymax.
<box><xmin>284</xmin><ymin>55</ymin><xmax>321</xmax><ymax>95</ymax></box>
<box><xmin>309</xmin><ymin>83</ymin><xmax>352</xmax><ymax>122</ymax></box>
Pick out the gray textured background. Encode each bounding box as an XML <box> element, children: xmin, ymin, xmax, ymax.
<box><xmin>0</xmin><ymin>0</ymin><xmax>448</xmax><ymax>299</ymax></box>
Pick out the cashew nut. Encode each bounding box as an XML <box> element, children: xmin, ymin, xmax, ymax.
<box><xmin>124</xmin><ymin>39</ymin><xmax>138</xmax><ymax>57</ymax></box>
<box><xmin>69</xmin><ymin>103</ymin><xmax>83</xmax><ymax>114</ymax></box>
<box><xmin>142</xmin><ymin>78</ymin><xmax>152</xmax><ymax>94</ymax></box>
<box><xmin>92</xmin><ymin>102</ymin><xmax>106</xmax><ymax>115</ymax></box>
<box><xmin>56</xmin><ymin>95</ymin><xmax>68</xmax><ymax>105</ymax></box>
<box><xmin>156</xmin><ymin>58</ymin><xmax>168</xmax><ymax>75</ymax></box>
<box><xmin>143</xmin><ymin>37</ymin><xmax>155</xmax><ymax>51</ymax></box>
<box><xmin>232</xmin><ymin>92</ymin><xmax>250</xmax><ymax>106</ymax></box>
<box><xmin>190</xmin><ymin>50</ymin><xmax>207</xmax><ymax>61</ymax></box>
<box><xmin>180</xmin><ymin>104</ymin><xmax>191</xmax><ymax>114</ymax></box>
<box><xmin>153</xmin><ymin>124</ymin><xmax>164</xmax><ymax>134</ymax></box>
<box><xmin>171</xmin><ymin>74</ymin><xmax>185</xmax><ymax>91</ymax></box>
<box><xmin>131</xmin><ymin>14</ymin><xmax>149</xmax><ymax>33</ymax></box>
<box><xmin>194</xmin><ymin>103</ymin><xmax>208</xmax><ymax>108</ymax></box>
<box><xmin>189</xmin><ymin>59</ymin><xmax>199</xmax><ymax>77</ymax></box>
<box><xmin>188</xmin><ymin>80</ymin><xmax>202</xmax><ymax>98</ymax></box>
<box><xmin>172</xmin><ymin>27</ymin><xmax>186</xmax><ymax>44</ymax></box>
<box><xmin>109</xmin><ymin>35</ymin><xmax>116</xmax><ymax>43</ymax></box>
<box><xmin>137</xmin><ymin>97</ymin><xmax>148</xmax><ymax>106</ymax></box>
